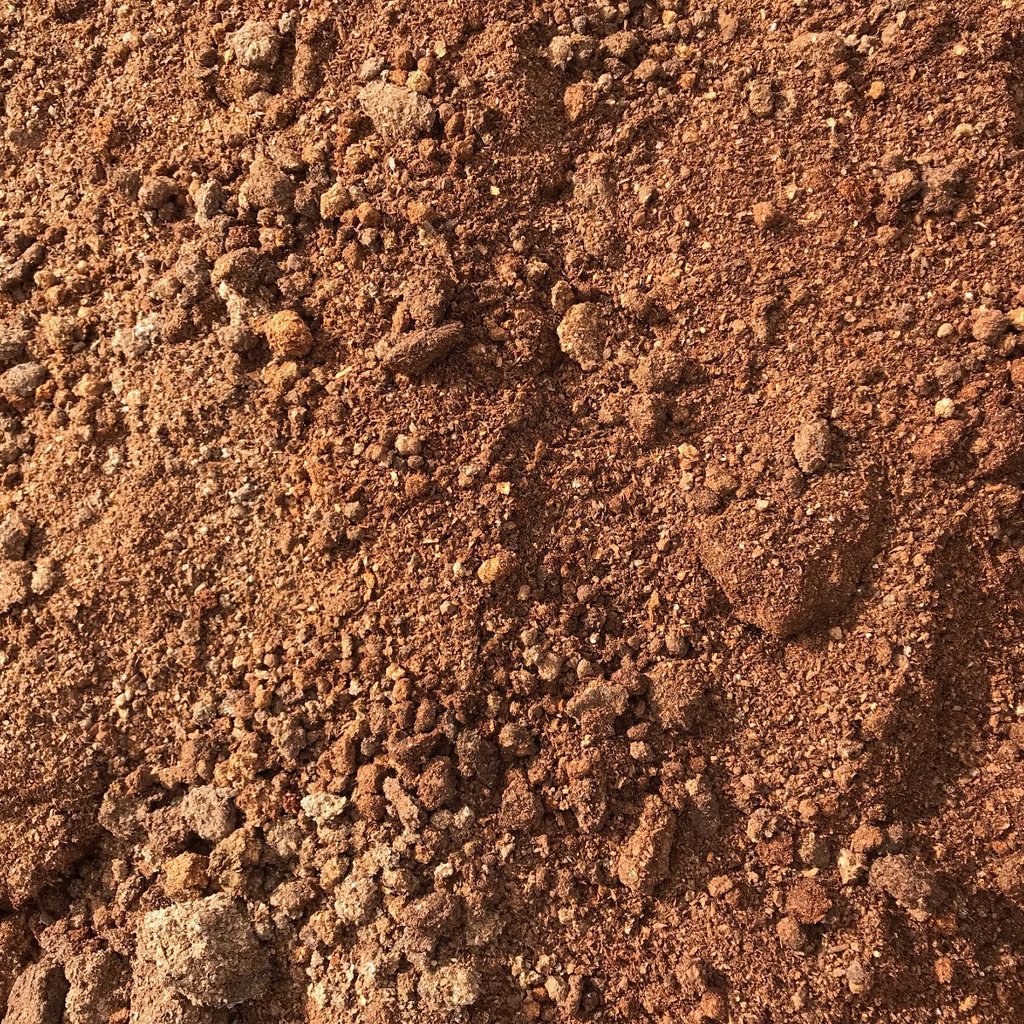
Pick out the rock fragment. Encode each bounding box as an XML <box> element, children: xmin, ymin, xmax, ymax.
<box><xmin>161</xmin><ymin>852</ymin><xmax>209</xmax><ymax>901</ymax></box>
<box><xmin>333</xmin><ymin>870</ymin><xmax>379</xmax><ymax>926</ymax></box>
<box><xmin>837</xmin><ymin>847</ymin><xmax>868</xmax><ymax>884</ymax></box>
<box><xmin>792</xmin><ymin>419</ymin><xmax>832</xmax><ymax>474</ymax></box>
<box><xmin>877</xmin><ymin>168</ymin><xmax>922</xmax><ymax>222</ymax></box>
<box><xmin>319</xmin><ymin>181</ymin><xmax>350</xmax><ymax>220</ymax></box>
<box><xmin>358</xmin><ymin>57</ymin><xmax>385</xmax><ymax>83</ymax></box>
<box><xmin>846</xmin><ymin>960</ymin><xmax>872</xmax><ymax>994</ymax></box>
<box><xmin>566</xmin><ymin>680</ymin><xmax>628</xmax><ymax>731</ymax></box>
<box><xmin>379</xmin><ymin>322</ymin><xmax>464</xmax><ymax>376</ymax></box>
<box><xmin>30</xmin><ymin>559</ymin><xmax>57</xmax><ymax>596</ymax></box>
<box><xmin>358</xmin><ymin>81</ymin><xmax>436</xmax><ymax>140</ymax></box>
<box><xmin>211</xmin><ymin>248</ymin><xmax>271</xmax><ymax>299</ymax></box>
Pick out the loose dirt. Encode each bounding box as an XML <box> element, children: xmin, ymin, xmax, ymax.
<box><xmin>1</xmin><ymin>1</ymin><xmax>1023</xmax><ymax>1022</ymax></box>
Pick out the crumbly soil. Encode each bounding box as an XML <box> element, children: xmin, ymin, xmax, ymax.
<box><xmin>1</xmin><ymin>1</ymin><xmax>1023</xmax><ymax>1022</ymax></box>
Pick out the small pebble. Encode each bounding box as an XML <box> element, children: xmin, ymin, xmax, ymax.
<box><xmin>478</xmin><ymin>551</ymin><xmax>517</xmax><ymax>584</ymax></box>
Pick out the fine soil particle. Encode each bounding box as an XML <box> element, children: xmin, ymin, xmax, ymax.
<box><xmin>1</xmin><ymin>2</ymin><xmax>1024</xmax><ymax>1023</ymax></box>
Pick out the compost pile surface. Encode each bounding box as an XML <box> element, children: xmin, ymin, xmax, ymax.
<box><xmin>1</xmin><ymin>1</ymin><xmax>1023</xmax><ymax>1022</ymax></box>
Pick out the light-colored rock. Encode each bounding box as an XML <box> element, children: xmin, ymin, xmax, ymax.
<box><xmin>557</xmin><ymin>303</ymin><xmax>606</xmax><ymax>371</ymax></box>
<box><xmin>358</xmin><ymin>81</ymin><xmax>436</xmax><ymax>140</ymax></box>
<box><xmin>133</xmin><ymin>895</ymin><xmax>267</xmax><ymax>1012</ymax></box>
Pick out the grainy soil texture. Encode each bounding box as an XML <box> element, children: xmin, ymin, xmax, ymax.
<box><xmin>1</xmin><ymin>1</ymin><xmax>1023</xmax><ymax>1022</ymax></box>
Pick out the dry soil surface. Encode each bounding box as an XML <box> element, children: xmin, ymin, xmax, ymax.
<box><xmin>1</xmin><ymin>1</ymin><xmax>1023</xmax><ymax>1022</ymax></box>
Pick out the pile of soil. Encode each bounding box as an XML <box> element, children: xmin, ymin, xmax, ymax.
<box><xmin>1</xmin><ymin>0</ymin><xmax>1023</xmax><ymax>1021</ymax></box>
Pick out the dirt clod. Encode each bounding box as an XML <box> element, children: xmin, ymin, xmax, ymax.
<box><xmin>358</xmin><ymin>81</ymin><xmax>436</xmax><ymax>141</ymax></box>
<box><xmin>231</xmin><ymin>20</ymin><xmax>281</xmax><ymax>71</ymax></box>
<box><xmin>4</xmin><ymin>960</ymin><xmax>67</xmax><ymax>1024</ymax></box>
<box><xmin>696</xmin><ymin>471</ymin><xmax>882</xmax><ymax>636</ymax></box>
<box><xmin>617</xmin><ymin>795</ymin><xmax>675</xmax><ymax>893</ymax></box>
<box><xmin>785</xmin><ymin>878</ymin><xmax>832</xmax><ymax>925</ymax></box>
<box><xmin>260</xmin><ymin>310</ymin><xmax>313</xmax><ymax>358</ymax></box>
<box><xmin>869</xmin><ymin>854</ymin><xmax>938</xmax><ymax>920</ymax></box>
<box><xmin>792</xmin><ymin>419</ymin><xmax>832</xmax><ymax>474</ymax></box>
<box><xmin>971</xmin><ymin>308</ymin><xmax>1009</xmax><ymax>346</ymax></box>
<box><xmin>477</xmin><ymin>550</ymin><xmax>518</xmax><ymax>584</ymax></box>
<box><xmin>133</xmin><ymin>895</ymin><xmax>268</xmax><ymax>1011</ymax></box>
<box><xmin>557</xmin><ymin>303</ymin><xmax>607</xmax><ymax>371</ymax></box>
<box><xmin>0</xmin><ymin>512</ymin><xmax>31</xmax><ymax>561</ymax></box>
<box><xmin>0</xmin><ymin>363</ymin><xmax>47</xmax><ymax>404</ymax></box>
